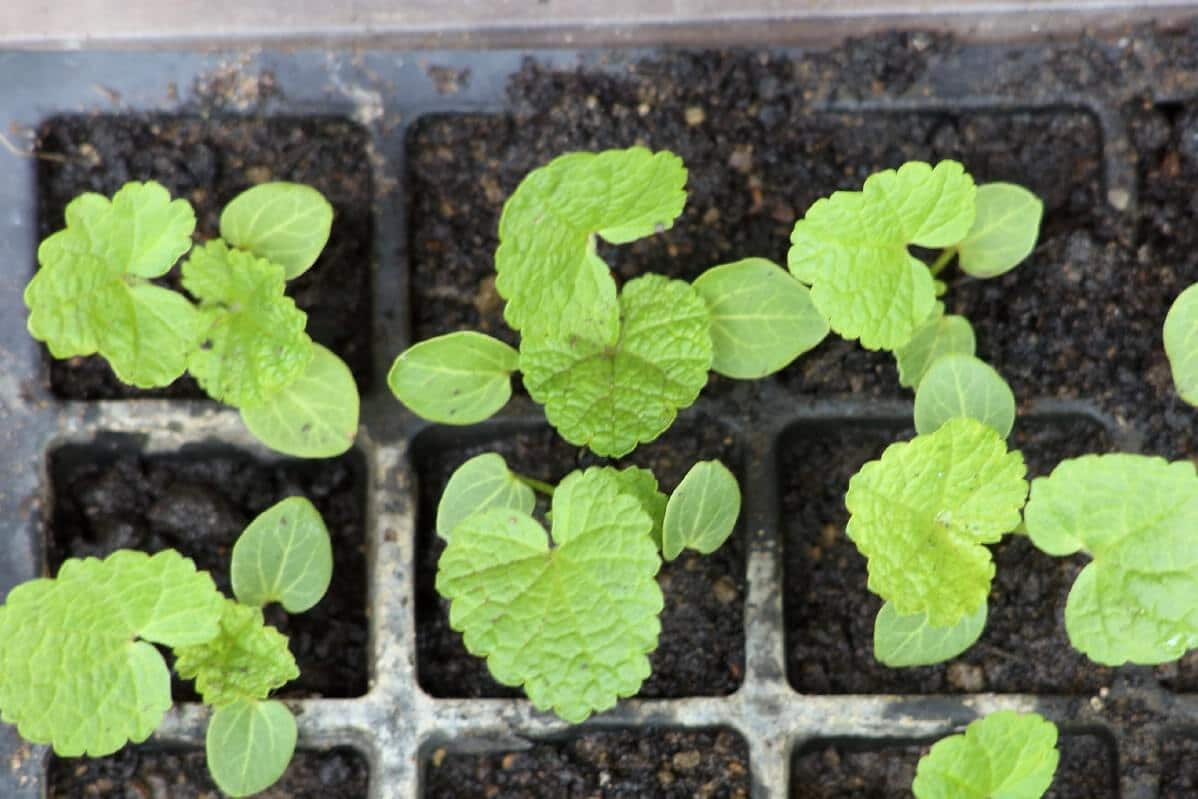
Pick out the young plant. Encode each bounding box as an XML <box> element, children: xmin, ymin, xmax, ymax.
<box><xmin>389</xmin><ymin>148</ymin><xmax>828</xmax><ymax>457</ymax></box>
<box><xmin>0</xmin><ymin>497</ymin><xmax>333</xmax><ymax>797</ymax></box>
<box><xmin>913</xmin><ymin>711</ymin><xmax>1060</xmax><ymax>799</ymax></box>
<box><xmin>433</xmin><ymin>452</ymin><xmax>741</xmax><ymax>721</ymax></box>
<box><xmin>26</xmin><ymin>181</ymin><xmax>359</xmax><ymax>458</ymax></box>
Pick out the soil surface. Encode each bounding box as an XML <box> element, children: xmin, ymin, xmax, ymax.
<box><xmin>791</xmin><ymin>733</ymin><xmax>1116</xmax><ymax>798</ymax></box>
<box><xmin>35</xmin><ymin>114</ymin><xmax>374</xmax><ymax>399</ymax></box>
<box><xmin>1159</xmin><ymin>734</ymin><xmax>1198</xmax><ymax>797</ymax></box>
<box><xmin>49</xmin><ymin>442</ymin><xmax>369</xmax><ymax>699</ymax></box>
<box><xmin>48</xmin><ymin>746</ymin><xmax>369</xmax><ymax>798</ymax></box>
<box><xmin>413</xmin><ymin>412</ymin><xmax>745</xmax><ymax>698</ymax></box>
<box><xmin>424</xmin><ymin>728</ymin><xmax>748</xmax><ymax>798</ymax></box>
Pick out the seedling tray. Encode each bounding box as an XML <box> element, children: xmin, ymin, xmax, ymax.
<box><xmin>5</xmin><ymin>27</ymin><xmax>1198</xmax><ymax>797</ymax></box>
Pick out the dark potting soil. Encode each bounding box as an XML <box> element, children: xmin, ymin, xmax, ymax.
<box><xmin>423</xmin><ymin>728</ymin><xmax>748</xmax><ymax>799</ymax></box>
<box><xmin>47</xmin><ymin>746</ymin><xmax>369</xmax><ymax>798</ymax></box>
<box><xmin>1159</xmin><ymin>734</ymin><xmax>1198</xmax><ymax>797</ymax></box>
<box><xmin>48</xmin><ymin>442</ymin><xmax>369</xmax><ymax>699</ymax></box>
<box><xmin>412</xmin><ymin>413</ymin><xmax>745</xmax><ymax>698</ymax></box>
<box><xmin>35</xmin><ymin>114</ymin><xmax>374</xmax><ymax>399</ymax></box>
<box><xmin>781</xmin><ymin>414</ymin><xmax>1119</xmax><ymax>695</ymax></box>
<box><xmin>790</xmin><ymin>732</ymin><xmax>1117</xmax><ymax>798</ymax></box>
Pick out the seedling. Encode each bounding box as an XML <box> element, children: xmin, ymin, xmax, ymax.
<box><xmin>0</xmin><ymin>497</ymin><xmax>333</xmax><ymax>797</ymax></box>
<box><xmin>434</xmin><ymin>452</ymin><xmax>741</xmax><ymax>721</ymax></box>
<box><xmin>390</xmin><ymin>148</ymin><xmax>828</xmax><ymax>457</ymax></box>
<box><xmin>914</xmin><ymin>711</ymin><xmax>1060</xmax><ymax>798</ymax></box>
<box><xmin>26</xmin><ymin>180</ymin><xmax>359</xmax><ymax>458</ymax></box>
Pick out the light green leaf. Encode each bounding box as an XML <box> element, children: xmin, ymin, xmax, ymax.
<box><xmin>692</xmin><ymin>257</ymin><xmax>828</xmax><ymax>378</ymax></box>
<box><xmin>231</xmin><ymin>497</ymin><xmax>333</xmax><ymax>613</ymax></box>
<box><xmin>661</xmin><ymin>460</ymin><xmax>741</xmax><ymax>560</ymax></box>
<box><xmin>220</xmin><ymin>182</ymin><xmax>334</xmax><ymax>280</ymax></box>
<box><xmin>241</xmin><ymin>344</ymin><xmax>360</xmax><ymax>458</ymax></box>
<box><xmin>388</xmin><ymin>331</ymin><xmax>519</xmax><ymax>425</ymax></box>
<box><xmin>437</xmin><ymin>453</ymin><xmax>537</xmax><ymax>542</ymax></box>
<box><xmin>206</xmin><ymin>699</ymin><xmax>297</xmax><ymax>798</ymax></box>
<box><xmin>914</xmin><ymin>354</ymin><xmax>1016</xmax><ymax>438</ymax></box>
<box><xmin>845</xmin><ymin>417</ymin><xmax>1027</xmax><ymax>626</ymax></box>
<box><xmin>436</xmin><ymin>468</ymin><xmax>663</xmax><ymax>722</ymax></box>
<box><xmin>521</xmin><ymin>274</ymin><xmax>713</xmax><ymax>457</ymax></box>
<box><xmin>0</xmin><ymin>550</ymin><xmax>224</xmax><ymax>756</ymax></box>
<box><xmin>894</xmin><ymin>303</ymin><xmax>976</xmax><ymax>389</ymax></box>
<box><xmin>788</xmin><ymin>160</ymin><xmax>976</xmax><ymax>350</ymax></box>
<box><xmin>607</xmin><ymin>466</ymin><xmax>669</xmax><ymax>550</ymax></box>
<box><xmin>914</xmin><ymin>711</ymin><xmax>1059</xmax><ymax>799</ymax></box>
<box><xmin>496</xmin><ymin>147</ymin><xmax>687</xmax><ymax>335</ymax></box>
<box><xmin>957</xmin><ymin>183</ymin><xmax>1043</xmax><ymax>279</ymax></box>
<box><xmin>174</xmin><ymin>598</ymin><xmax>298</xmax><ymax>707</ymax></box>
<box><xmin>1164</xmin><ymin>283</ymin><xmax>1198</xmax><ymax>405</ymax></box>
<box><xmin>874</xmin><ymin>600</ymin><xmax>987</xmax><ymax>667</ymax></box>
<box><xmin>1024</xmin><ymin>454</ymin><xmax>1198</xmax><ymax>664</ymax></box>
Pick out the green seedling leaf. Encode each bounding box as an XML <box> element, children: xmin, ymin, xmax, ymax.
<box><xmin>437</xmin><ymin>453</ymin><xmax>537</xmax><ymax>542</ymax></box>
<box><xmin>1024</xmin><ymin>454</ymin><xmax>1198</xmax><ymax>665</ymax></box>
<box><xmin>788</xmin><ymin>160</ymin><xmax>976</xmax><ymax>350</ymax></box>
<box><xmin>913</xmin><ymin>711</ymin><xmax>1059</xmax><ymax>799</ymax></box>
<box><xmin>521</xmin><ymin>274</ymin><xmax>713</xmax><ymax>457</ymax></box>
<box><xmin>608</xmin><ymin>466</ymin><xmax>669</xmax><ymax>550</ymax></box>
<box><xmin>26</xmin><ymin>181</ymin><xmax>201</xmax><ymax>387</ymax></box>
<box><xmin>182</xmin><ymin>240</ymin><xmax>313</xmax><ymax>408</ymax></box>
<box><xmin>220</xmin><ymin>182</ymin><xmax>334</xmax><ymax>280</ymax></box>
<box><xmin>388</xmin><ymin>331</ymin><xmax>519</xmax><ymax>425</ymax></box>
<box><xmin>846</xmin><ymin>417</ymin><xmax>1027</xmax><ymax>626</ymax></box>
<box><xmin>894</xmin><ymin>303</ymin><xmax>976</xmax><ymax>389</ymax></box>
<box><xmin>661</xmin><ymin>460</ymin><xmax>741</xmax><ymax>560</ymax></box>
<box><xmin>0</xmin><ymin>550</ymin><xmax>223</xmax><ymax>756</ymax></box>
<box><xmin>1164</xmin><ymin>283</ymin><xmax>1198</xmax><ymax>405</ymax></box>
<box><xmin>914</xmin><ymin>354</ymin><xmax>1016</xmax><ymax>438</ymax></box>
<box><xmin>874</xmin><ymin>600</ymin><xmax>987</xmax><ymax>667</ymax></box>
<box><xmin>206</xmin><ymin>699</ymin><xmax>297</xmax><ymax>798</ymax></box>
<box><xmin>496</xmin><ymin>147</ymin><xmax>687</xmax><ymax>335</ymax></box>
<box><xmin>437</xmin><ymin>467</ymin><xmax>663</xmax><ymax>722</ymax></box>
<box><xmin>692</xmin><ymin>257</ymin><xmax>828</xmax><ymax>379</ymax></box>
<box><xmin>957</xmin><ymin>183</ymin><xmax>1043</xmax><ymax>279</ymax></box>
<box><xmin>241</xmin><ymin>344</ymin><xmax>360</xmax><ymax>458</ymax></box>
<box><xmin>174</xmin><ymin>598</ymin><xmax>299</xmax><ymax>707</ymax></box>
<box><xmin>231</xmin><ymin>497</ymin><xmax>333</xmax><ymax>613</ymax></box>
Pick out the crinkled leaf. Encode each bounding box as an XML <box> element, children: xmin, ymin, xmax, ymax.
<box><xmin>231</xmin><ymin>497</ymin><xmax>332</xmax><ymax>613</ymax></box>
<box><xmin>957</xmin><ymin>183</ymin><xmax>1043</xmax><ymax>279</ymax></box>
<box><xmin>388</xmin><ymin>331</ymin><xmax>519</xmax><ymax>425</ymax></box>
<box><xmin>608</xmin><ymin>466</ymin><xmax>668</xmax><ymax>550</ymax></box>
<box><xmin>207</xmin><ymin>699</ymin><xmax>297</xmax><ymax>798</ymax></box>
<box><xmin>788</xmin><ymin>160</ymin><xmax>976</xmax><ymax>350</ymax></box>
<box><xmin>521</xmin><ymin>274</ymin><xmax>713</xmax><ymax>457</ymax></box>
<box><xmin>895</xmin><ymin>303</ymin><xmax>976</xmax><ymax>389</ymax></box>
<box><xmin>174</xmin><ymin>598</ymin><xmax>298</xmax><ymax>707</ymax></box>
<box><xmin>692</xmin><ymin>257</ymin><xmax>828</xmax><ymax>379</ymax></box>
<box><xmin>0</xmin><ymin>550</ymin><xmax>223</xmax><ymax>756</ymax></box>
<box><xmin>845</xmin><ymin>417</ymin><xmax>1027</xmax><ymax>626</ymax></box>
<box><xmin>495</xmin><ymin>147</ymin><xmax>687</xmax><ymax>335</ymax></box>
<box><xmin>437</xmin><ymin>453</ymin><xmax>537</xmax><ymax>542</ymax></box>
<box><xmin>914</xmin><ymin>354</ymin><xmax>1016</xmax><ymax>438</ymax></box>
<box><xmin>241</xmin><ymin>344</ymin><xmax>360</xmax><ymax>458</ymax></box>
<box><xmin>1164</xmin><ymin>283</ymin><xmax>1198</xmax><ymax>405</ymax></box>
<box><xmin>913</xmin><ymin>711</ymin><xmax>1059</xmax><ymax>799</ymax></box>
<box><xmin>436</xmin><ymin>468</ymin><xmax>663</xmax><ymax>723</ymax></box>
<box><xmin>874</xmin><ymin>600</ymin><xmax>987</xmax><ymax>667</ymax></box>
<box><xmin>220</xmin><ymin>182</ymin><xmax>333</xmax><ymax>279</ymax></box>
<box><xmin>1024</xmin><ymin>454</ymin><xmax>1198</xmax><ymax>664</ymax></box>
<box><xmin>662</xmin><ymin>460</ymin><xmax>741</xmax><ymax>560</ymax></box>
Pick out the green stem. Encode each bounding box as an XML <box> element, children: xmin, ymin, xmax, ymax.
<box><xmin>515</xmin><ymin>473</ymin><xmax>556</xmax><ymax>497</ymax></box>
<box><xmin>928</xmin><ymin>247</ymin><xmax>957</xmax><ymax>277</ymax></box>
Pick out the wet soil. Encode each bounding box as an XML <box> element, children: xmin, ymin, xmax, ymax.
<box><xmin>423</xmin><ymin>728</ymin><xmax>748</xmax><ymax>799</ymax></box>
<box><xmin>1159</xmin><ymin>734</ymin><xmax>1198</xmax><ymax>797</ymax></box>
<box><xmin>35</xmin><ymin>114</ymin><xmax>374</xmax><ymax>399</ymax></box>
<box><xmin>49</xmin><ymin>441</ymin><xmax>369</xmax><ymax>699</ymax></box>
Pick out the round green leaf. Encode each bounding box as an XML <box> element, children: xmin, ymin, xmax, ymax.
<box><xmin>661</xmin><ymin>460</ymin><xmax>741</xmax><ymax>561</ymax></box>
<box><xmin>437</xmin><ymin>453</ymin><xmax>536</xmax><ymax>542</ymax></box>
<box><xmin>874</xmin><ymin>600</ymin><xmax>987</xmax><ymax>667</ymax></box>
<box><xmin>232</xmin><ymin>497</ymin><xmax>333</xmax><ymax>612</ymax></box>
<box><xmin>692</xmin><ymin>257</ymin><xmax>828</xmax><ymax>379</ymax></box>
<box><xmin>220</xmin><ymin>183</ymin><xmax>333</xmax><ymax>279</ymax></box>
<box><xmin>957</xmin><ymin>183</ymin><xmax>1044</xmax><ymax>279</ymax></box>
<box><xmin>1164</xmin><ymin>283</ymin><xmax>1198</xmax><ymax>405</ymax></box>
<box><xmin>914</xmin><ymin>354</ymin><xmax>1016</xmax><ymax>438</ymax></box>
<box><xmin>241</xmin><ymin>344</ymin><xmax>360</xmax><ymax>458</ymax></box>
<box><xmin>914</xmin><ymin>711</ymin><xmax>1059</xmax><ymax>799</ymax></box>
<box><xmin>206</xmin><ymin>699</ymin><xmax>297</xmax><ymax>798</ymax></box>
<box><xmin>894</xmin><ymin>304</ymin><xmax>976</xmax><ymax>389</ymax></box>
<box><xmin>389</xmin><ymin>331</ymin><xmax>519</xmax><ymax>426</ymax></box>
